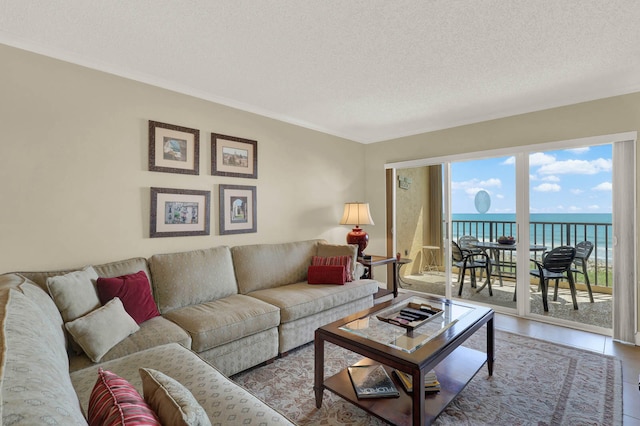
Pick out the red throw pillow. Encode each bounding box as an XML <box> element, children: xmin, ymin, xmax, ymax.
<box><xmin>96</xmin><ymin>271</ymin><xmax>160</xmax><ymax>324</ymax></box>
<box><xmin>308</xmin><ymin>265</ymin><xmax>347</xmax><ymax>285</ymax></box>
<box><xmin>88</xmin><ymin>368</ymin><xmax>161</xmax><ymax>426</ymax></box>
<box><xmin>311</xmin><ymin>255</ymin><xmax>353</xmax><ymax>282</ymax></box>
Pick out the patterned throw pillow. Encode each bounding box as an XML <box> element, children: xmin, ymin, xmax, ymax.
<box><xmin>97</xmin><ymin>271</ymin><xmax>160</xmax><ymax>324</ymax></box>
<box><xmin>46</xmin><ymin>265</ymin><xmax>101</xmax><ymax>322</ymax></box>
<box><xmin>139</xmin><ymin>368</ymin><xmax>212</xmax><ymax>426</ymax></box>
<box><xmin>88</xmin><ymin>368</ymin><xmax>161</xmax><ymax>426</ymax></box>
<box><xmin>65</xmin><ymin>298</ymin><xmax>140</xmax><ymax>362</ymax></box>
<box><xmin>311</xmin><ymin>255</ymin><xmax>353</xmax><ymax>282</ymax></box>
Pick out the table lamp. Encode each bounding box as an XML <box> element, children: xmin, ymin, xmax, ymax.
<box><xmin>339</xmin><ymin>202</ymin><xmax>374</xmax><ymax>258</ymax></box>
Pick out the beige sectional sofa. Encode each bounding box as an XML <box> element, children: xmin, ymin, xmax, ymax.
<box><xmin>0</xmin><ymin>239</ymin><xmax>379</xmax><ymax>424</ymax></box>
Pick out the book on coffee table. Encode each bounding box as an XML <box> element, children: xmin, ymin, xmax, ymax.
<box><xmin>393</xmin><ymin>369</ymin><xmax>441</xmax><ymax>393</ymax></box>
<box><xmin>347</xmin><ymin>365</ymin><xmax>400</xmax><ymax>399</ymax></box>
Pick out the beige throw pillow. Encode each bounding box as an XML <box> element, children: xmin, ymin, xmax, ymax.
<box><xmin>139</xmin><ymin>368</ymin><xmax>211</xmax><ymax>426</ymax></box>
<box><xmin>46</xmin><ymin>265</ymin><xmax>100</xmax><ymax>322</ymax></box>
<box><xmin>65</xmin><ymin>297</ymin><xmax>139</xmax><ymax>362</ymax></box>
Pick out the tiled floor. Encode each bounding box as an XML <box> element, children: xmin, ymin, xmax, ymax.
<box><xmin>495</xmin><ymin>313</ymin><xmax>640</xmax><ymax>425</ymax></box>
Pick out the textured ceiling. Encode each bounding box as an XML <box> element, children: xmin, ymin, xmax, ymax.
<box><xmin>2</xmin><ymin>1</ymin><xmax>640</xmax><ymax>143</ymax></box>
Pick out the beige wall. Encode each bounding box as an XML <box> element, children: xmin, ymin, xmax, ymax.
<box><xmin>0</xmin><ymin>44</ymin><xmax>367</xmax><ymax>273</ymax></box>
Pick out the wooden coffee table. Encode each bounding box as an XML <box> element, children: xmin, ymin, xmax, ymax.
<box><xmin>314</xmin><ymin>294</ymin><xmax>494</xmax><ymax>426</ymax></box>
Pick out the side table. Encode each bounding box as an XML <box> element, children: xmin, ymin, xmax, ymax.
<box><xmin>358</xmin><ymin>255</ymin><xmax>411</xmax><ymax>298</ymax></box>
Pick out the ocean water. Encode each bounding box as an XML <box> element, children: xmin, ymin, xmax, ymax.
<box><xmin>452</xmin><ymin>213</ymin><xmax>612</xmax><ymax>261</ymax></box>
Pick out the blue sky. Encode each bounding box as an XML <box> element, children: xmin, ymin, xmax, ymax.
<box><xmin>451</xmin><ymin>144</ymin><xmax>612</xmax><ymax>214</ymax></box>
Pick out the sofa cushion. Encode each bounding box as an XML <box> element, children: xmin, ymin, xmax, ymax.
<box><xmin>69</xmin><ymin>316</ymin><xmax>192</xmax><ymax>372</ymax></box>
<box><xmin>316</xmin><ymin>242</ymin><xmax>359</xmax><ymax>280</ymax></box>
<box><xmin>247</xmin><ymin>279</ymin><xmax>379</xmax><ymax>323</ymax></box>
<box><xmin>1</xmin><ymin>289</ymin><xmax>87</xmax><ymax>425</ymax></box>
<box><xmin>139</xmin><ymin>368</ymin><xmax>211</xmax><ymax>426</ymax></box>
<box><xmin>88</xmin><ymin>368</ymin><xmax>160</xmax><ymax>425</ymax></box>
<box><xmin>70</xmin><ymin>343</ymin><xmax>294</xmax><ymax>425</ymax></box>
<box><xmin>149</xmin><ymin>246</ymin><xmax>238</xmax><ymax>314</ymax></box>
<box><xmin>163</xmin><ymin>294</ymin><xmax>280</xmax><ymax>352</ymax></box>
<box><xmin>66</xmin><ymin>298</ymin><xmax>140</xmax><ymax>363</ymax></box>
<box><xmin>97</xmin><ymin>271</ymin><xmax>160</xmax><ymax>324</ymax></box>
<box><xmin>47</xmin><ymin>265</ymin><xmax>101</xmax><ymax>322</ymax></box>
<box><xmin>232</xmin><ymin>239</ymin><xmax>322</xmax><ymax>294</ymax></box>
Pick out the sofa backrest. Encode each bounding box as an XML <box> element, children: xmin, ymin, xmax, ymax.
<box><xmin>149</xmin><ymin>246</ymin><xmax>238</xmax><ymax>314</ymax></box>
<box><xmin>0</xmin><ymin>285</ymin><xmax>87</xmax><ymax>424</ymax></box>
<box><xmin>232</xmin><ymin>239</ymin><xmax>322</xmax><ymax>294</ymax></box>
<box><xmin>13</xmin><ymin>257</ymin><xmax>152</xmax><ymax>293</ymax></box>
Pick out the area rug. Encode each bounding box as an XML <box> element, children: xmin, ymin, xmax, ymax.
<box><xmin>232</xmin><ymin>329</ymin><xmax>622</xmax><ymax>425</ymax></box>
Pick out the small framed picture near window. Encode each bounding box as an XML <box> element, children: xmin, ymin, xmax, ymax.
<box><xmin>211</xmin><ymin>133</ymin><xmax>257</xmax><ymax>179</ymax></box>
<box><xmin>149</xmin><ymin>120</ymin><xmax>200</xmax><ymax>175</ymax></box>
<box><xmin>150</xmin><ymin>187</ymin><xmax>210</xmax><ymax>237</ymax></box>
<box><xmin>219</xmin><ymin>185</ymin><xmax>257</xmax><ymax>235</ymax></box>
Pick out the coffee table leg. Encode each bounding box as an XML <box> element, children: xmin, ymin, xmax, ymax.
<box><xmin>487</xmin><ymin>316</ymin><xmax>494</xmax><ymax>376</ymax></box>
<box><xmin>314</xmin><ymin>332</ymin><xmax>325</xmax><ymax>408</ymax></box>
<box><xmin>412</xmin><ymin>370</ymin><xmax>425</xmax><ymax>426</ymax></box>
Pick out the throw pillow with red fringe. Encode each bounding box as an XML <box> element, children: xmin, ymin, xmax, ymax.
<box><xmin>88</xmin><ymin>368</ymin><xmax>161</xmax><ymax>426</ymax></box>
<box><xmin>311</xmin><ymin>255</ymin><xmax>353</xmax><ymax>282</ymax></box>
<box><xmin>308</xmin><ymin>265</ymin><xmax>347</xmax><ymax>284</ymax></box>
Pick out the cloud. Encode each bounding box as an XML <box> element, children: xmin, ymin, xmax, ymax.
<box><xmin>529</xmin><ymin>152</ymin><xmax>556</xmax><ymax>166</ymax></box>
<box><xmin>588</xmin><ymin>204</ymin><xmax>600</xmax><ymax>210</ymax></box>
<box><xmin>568</xmin><ymin>206</ymin><xmax>582</xmax><ymax>212</ymax></box>
<box><xmin>502</xmin><ymin>156</ymin><xmax>515</xmax><ymax>165</ymax></box>
<box><xmin>533</xmin><ymin>183</ymin><xmax>561</xmax><ymax>192</ymax></box>
<box><xmin>570</xmin><ymin>188</ymin><xmax>584</xmax><ymax>195</ymax></box>
<box><xmin>537</xmin><ymin>158</ymin><xmax>612</xmax><ymax>175</ymax></box>
<box><xmin>541</xmin><ymin>175</ymin><xmax>560</xmax><ymax>182</ymax></box>
<box><xmin>452</xmin><ymin>178</ymin><xmax>501</xmax><ymax>192</ymax></box>
<box><xmin>592</xmin><ymin>182</ymin><xmax>612</xmax><ymax>191</ymax></box>
<box><xmin>565</xmin><ymin>147</ymin><xmax>590</xmax><ymax>154</ymax></box>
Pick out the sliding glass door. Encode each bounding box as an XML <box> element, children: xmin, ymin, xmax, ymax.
<box><xmin>450</xmin><ymin>156</ymin><xmax>517</xmax><ymax>310</ymax></box>
<box><xmin>389</xmin><ymin>132</ymin><xmax>635</xmax><ymax>337</ymax></box>
<box><xmin>394</xmin><ymin>165</ymin><xmax>447</xmax><ymax>297</ymax></box>
<box><xmin>527</xmin><ymin>145</ymin><xmax>613</xmax><ymax>330</ymax></box>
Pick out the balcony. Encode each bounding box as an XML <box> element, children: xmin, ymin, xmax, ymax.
<box><xmin>399</xmin><ymin>218</ymin><xmax>613</xmax><ymax>330</ymax></box>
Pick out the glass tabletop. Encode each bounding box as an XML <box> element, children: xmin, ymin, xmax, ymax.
<box><xmin>339</xmin><ymin>296</ymin><xmax>474</xmax><ymax>353</ymax></box>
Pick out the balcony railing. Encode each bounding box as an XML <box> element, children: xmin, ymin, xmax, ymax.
<box><xmin>452</xmin><ymin>219</ymin><xmax>613</xmax><ymax>287</ymax></box>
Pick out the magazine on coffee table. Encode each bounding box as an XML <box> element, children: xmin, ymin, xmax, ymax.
<box><xmin>347</xmin><ymin>364</ymin><xmax>400</xmax><ymax>399</ymax></box>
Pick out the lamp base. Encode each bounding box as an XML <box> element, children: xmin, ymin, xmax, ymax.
<box><xmin>346</xmin><ymin>226</ymin><xmax>369</xmax><ymax>257</ymax></box>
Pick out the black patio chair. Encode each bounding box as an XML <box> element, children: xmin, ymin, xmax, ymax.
<box><xmin>571</xmin><ymin>241</ymin><xmax>594</xmax><ymax>303</ymax></box>
<box><xmin>452</xmin><ymin>241</ymin><xmax>492</xmax><ymax>296</ymax></box>
<box><xmin>530</xmin><ymin>246</ymin><xmax>577</xmax><ymax>312</ymax></box>
<box><xmin>458</xmin><ymin>235</ymin><xmax>498</xmax><ymax>286</ymax></box>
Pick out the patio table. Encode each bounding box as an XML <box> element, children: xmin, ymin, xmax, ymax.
<box><xmin>472</xmin><ymin>241</ymin><xmax>547</xmax><ymax>288</ymax></box>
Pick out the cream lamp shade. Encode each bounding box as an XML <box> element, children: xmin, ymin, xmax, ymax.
<box><xmin>339</xmin><ymin>202</ymin><xmax>374</xmax><ymax>257</ymax></box>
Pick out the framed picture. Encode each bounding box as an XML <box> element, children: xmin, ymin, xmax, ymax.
<box><xmin>149</xmin><ymin>120</ymin><xmax>200</xmax><ymax>175</ymax></box>
<box><xmin>211</xmin><ymin>133</ymin><xmax>257</xmax><ymax>179</ymax></box>
<box><xmin>219</xmin><ymin>185</ymin><xmax>257</xmax><ymax>234</ymax></box>
<box><xmin>150</xmin><ymin>187</ymin><xmax>210</xmax><ymax>237</ymax></box>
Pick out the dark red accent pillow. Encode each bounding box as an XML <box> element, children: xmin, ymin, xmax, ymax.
<box><xmin>308</xmin><ymin>265</ymin><xmax>346</xmax><ymax>285</ymax></box>
<box><xmin>311</xmin><ymin>255</ymin><xmax>353</xmax><ymax>282</ymax></box>
<box><xmin>96</xmin><ymin>271</ymin><xmax>160</xmax><ymax>324</ymax></box>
